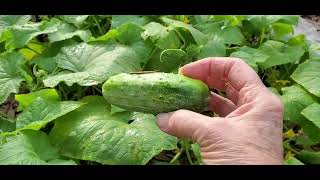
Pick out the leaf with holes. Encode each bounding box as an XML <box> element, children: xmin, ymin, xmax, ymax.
<box><xmin>161</xmin><ymin>17</ymin><xmax>207</xmax><ymax>45</ymax></box>
<box><xmin>0</xmin><ymin>15</ymin><xmax>31</xmax><ymax>29</ymax></box>
<box><xmin>142</xmin><ymin>22</ymin><xmax>181</xmax><ymax>50</ymax></box>
<box><xmin>49</xmin><ymin>96</ymin><xmax>178</xmax><ymax>165</ymax></box>
<box><xmin>43</xmin><ymin>24</ymin><xmax>151</xmax><ymax>87</ymax></box>
<box><xmin>43</xmin><ymin>42</ymin><xmax>147</xmax><ymax>87</ymax></box>
<box><xmin>0</xmin><ymin>52</ymin><xmax>29</xmax><ymax>104</ymax></box>
<box><xmin>2</xmin><ymin>18</ymin><xmax>60</xmax><ymax>50</ymax></box>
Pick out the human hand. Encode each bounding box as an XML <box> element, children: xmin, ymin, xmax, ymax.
<box><xmin>156</xmin><ymin>57</ymin><xmax>284</xmax><ymax>165</ymax></box>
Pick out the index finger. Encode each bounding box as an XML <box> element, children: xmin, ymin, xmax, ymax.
<box><xmin>180</xmin><ymin>57</ymin><xmax>266</xmax><ymax>105</ymax></box>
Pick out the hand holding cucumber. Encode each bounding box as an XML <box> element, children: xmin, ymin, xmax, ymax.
<box><xmin>156</xmin><ymin>57</ymin><xmax>284</xmax><ymax>165</ymax></box>
<box><xmin>102</xmin><ymin>57</ymin><xmax>283</xmax><ymax>165</ymax></box>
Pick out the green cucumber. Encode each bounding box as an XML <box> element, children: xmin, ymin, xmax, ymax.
<box><xmin>102</xmin><ymin>72</ymin><xmax>210</xmax><ymax>114</ymax></box>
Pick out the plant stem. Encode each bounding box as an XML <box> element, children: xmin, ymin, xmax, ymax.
<box><xmin>172</xmin><ymin>28</ymin><xmax>186</xmax><ymax>49</ymax></box>
<box><xmin>59</xmin><ymin>85</ymin><xmax>68</xmax><ymax>100</ymax></box>
<box><xmin>284</xmin><ymin>140</ymin><xmax>299</xmax><ymax>154</ymax></box>
<box><xmin>76</xmin><ymin>87</ymin><xmax>83</xmax><ymax>100</ymax></box>
<box><xmin>259</xmin><ymin>28</ymin><xmax>266</xmax><ymax>46</ymax></box>
<box><xmin>183</xmin><ymin>140</ymin><xmax>193</xmax><ymax>165</ymax></box>
<box><xmin>93</xmin><ymin>16</ymin><xmax>104</xmax><ymax>36</ymax></box>
<box><xmin>93</xmin><ymin>86</ymin><xmax>102</xmax><ymax>94</ymax></box>
<box><xmin>147</xmin><ymin>46</ymin><xmax>157</xmax><ymax>59</ymax></box>
<box><xmin>170</xmin><ymin>148</ymin><xmax>183</xmax><ymax>164</ymax></box>
<box><xmin>92</xmin><ymin>86</ymin><xmax>96</xmax><ymax>95</ymax></box>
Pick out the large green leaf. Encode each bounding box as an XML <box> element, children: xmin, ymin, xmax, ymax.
<box><xmin>0</xmin><ymin>15</ymin><xmax>31</xmax><ymax>29</ymax></box>
<box><xmin>308</xmin><ymin>42</ymin><xmax>320</xmax><ymax>59</ymax></box>
<box><xmin>0</xmin><ymin>52</ymin><xmax>29</xmax><ymax>104</ymax></box>
<box><xmin>220</xmin><ymin>26</ymin><xmax>245</xmax><ymax>45</ymax></box>
<box><xmin>18</xmin><ymin>41</ymin><xmax>46</xmax><ymax>60</ymax></box>
<box><xmin>49</xmin><ymin>96</ymin><xmax>178</xmax><ymax>165</ymax></box>
<box><xmin>281</xmin><ymin>85</ymin><xmax>317</xmax><ymax>121</ymax></box>
<box><xmin>291</xmin><ymin>59</ymin><xmax>320</xmax><ymax>97</ymax></box>
<box><xmin>15</xmin><ymin>89</ymin><xmax>60</xmax><ymax>111</ymax></box>
<box><xmin>47</xmin><ymin>22</ymin><xmax>92</xmax><ymax>43</ymax></box>
<box><xmin>3</xmin><ymin>19</ymin><xmax>60</xmax><ymax>50</ymax></box>
<box><xmin>89</xmin><ymin>21</ymin><xmax>143</xmax><ymax>43</ymax></box>
<box><xmin>43</xmin><ymin>24</ymin><xmax>151</xmax><ymax>87</ymax></box>
<box><xmin>208</xmin><ymin>15</ymin><xmax>246</xmax><ymax>27</ymax></box>
<box><xmin>258</xmin><ymin>40</ymin><xmax>305</xmax><ymax>69</ymax></box>
<box><xmin>191</xmin><ymin>15</ymin><xmax>212</xmax><ymax>25</ymax></box>
<box><xmin>30</xmin><ymin>39</ymin><xmax>77</xmax><ymax>73</ymax></box>
<box><xmin>296</xmin><ymin>150</ymin><xmax>320</xmax><ymax>164</ymax></box>
<box><xmin>280</xmin><ymin>85</ymin><xmax>320</xmax><ymax>142</ymax></box>
<box><xmin>194</xmin><ymin>22</ymin><xmax>245</xmax><ymax>46</ymax></box>
<box><xmin>193</xmin><ymin>22</ymin><xmax>221</xmax><ymax>34</ymax></box>
<box><xmin>161</xmin><ymin>17</ymin><xmax>207</xmax><ymax>45</ymax></box>
<box><xmin>16</xmin><ymin>97</ymin><xmax>83</xmax><ymax>130</ymax></box>
<box><xmin>301</xmin><ymin>103</ymin><xmax>320</xmax><ymax>129</ymax></box>
<box><xmin>142</xmin><ymin>22</ymin><xmax>181</xmax><ymax>50</ymax></box>
<box><xmin>271</xmin><ymin>22</ymin><xmax>294</xmax><ymax>42</ymax></box>
<box><xmin>0</xmin><ymin>117</ymin><xmax>15</xmax><ymax>133</ymax></box>
<box><xmin>284</xmin><ymin>156</ymin><xmax>304</xmax><ymax>165</ymax></box>
<box><xmin>110</xmin><ymin>104</ymin><xmax>126</xmax><ymax>115</ymax></box>
<box><xmin>56</xmin><ymin>15</ymin><xmax>89</xmax><ymax>28</ymax></box>
<box><xmin>230</xmin><ymin>46</ymin><xmax>270</xmax><ymax>72</ymax></box>
<box><xmin>2</xmin><ymin>18</ymin><xmax>90</xmax><ymax>50</ymax></box>
<box><xmin>191</xmin><ymin>143</ymin><xmax>203</xmax><ymax>164</ymax></box>
<box><xmin>112</xmin><ymin>15</ymin><xmax>149</xmax><ymax>29</ymax></box>
<box><xmin>0</xmin><ymin>130</ymin><xmax>76</xmax><ymax>165</ymax></box>
<box><xmin>145</xmin><ymin>48</ymin><xmax>188</xmax><ymax>73</ymax></box>
<box><xmin>197</xmin><ymin>34</ymin><xmax>225</xmax><ymax>59</ymax></box>
<box><xmin>43</xmin><ymin>42</ymin><xmax>146</xmax><ymax>87</ymax></box>
<box><xmin>243</xmin><ymin>15</ymin><xmax>299</xmax><ymax>33</ymax></box>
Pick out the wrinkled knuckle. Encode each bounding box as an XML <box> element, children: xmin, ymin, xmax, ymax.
<box><xmin>167</xmin><ymin>110</ymin><xmax>185</xmax><ymax>128</ymax></box>
<box><xmin>269</xmin><ymin>94</ymin><xmax>284</xmax><ymax>113</ymax></box>
<box><xmin>274</xmin><ymin>97</ymin><xmax>284</xmax><ymax>112</ymax></box>
<box><xmin>232</xmin><ymin>57</ymin><xmax>246</xmax><ymax>65</ymax></box>
<box><xmin>173</xmin><ymin>109</ymin><xmax>186</xmax><ymax>119</ymax></box>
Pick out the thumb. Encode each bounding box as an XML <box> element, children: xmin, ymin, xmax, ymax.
<box><xmin>156</xmin><ymin>110</ymin><xmax>212</xmax><ymax>142</ymax></box>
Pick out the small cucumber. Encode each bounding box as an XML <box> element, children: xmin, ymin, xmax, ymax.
<box><xmin>102</xmin><ymin>72</ymin><xmax>210</xmax><ymax>114</ymax></box>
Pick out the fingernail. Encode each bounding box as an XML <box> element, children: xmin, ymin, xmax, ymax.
<box><xmin>156</xmin><ymin>113</ymin><xmax>172</xmax><ymax>131</ymax></box>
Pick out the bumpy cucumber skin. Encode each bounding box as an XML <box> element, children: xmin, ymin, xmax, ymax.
<box><xmin>102</xmin><ymin>72</ymin><xmax>210</xmax><ymax>114</ymax></box>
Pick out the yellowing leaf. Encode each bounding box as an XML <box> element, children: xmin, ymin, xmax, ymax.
<box><xmin>284</xmin><ymin>129</ymin><xmax>296</xmax><ymax>139</ymax></box>
<box><xmin>19</xmin><ymin>48</ymin><xmax>38</xmax><ymax>60</ymax></box>
<box><xmin>284</xmin><ymin>151</ymin><xmax>294</xmax><ymax>161</ymax></box>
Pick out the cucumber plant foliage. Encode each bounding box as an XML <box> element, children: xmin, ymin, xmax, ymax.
<box><xmin>0</xmin><ymin>15</ymin><xmax>320</xmax><ymax>165</ymax></box>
